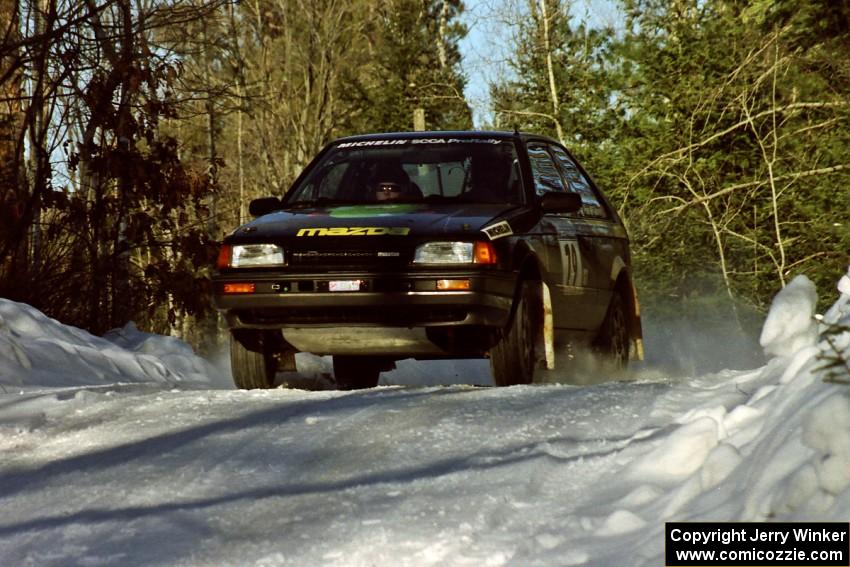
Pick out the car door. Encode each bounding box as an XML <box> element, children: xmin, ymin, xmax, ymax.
<box><xmin>547</xmin><ymin>143</ymin><xmax>623</xmax><ymax>329</ymax></box>
<box><xmin>525</xmin><ymin>141</ymin><xmax>596</xmax><ymax>330</ymax></box>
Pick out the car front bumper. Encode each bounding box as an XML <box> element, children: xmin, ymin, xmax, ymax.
<box><xmin>213</xmin><ymin>270</ymin><xmax>517</xmax><ymax>357</ymax></box>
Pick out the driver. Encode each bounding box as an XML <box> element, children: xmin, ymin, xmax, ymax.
<box><xmin>370</xmin><ymin>162</ymin><xmax>420</xmax><ymax>201</ymax></box>
<box><xmin>375</xmin><ymin>180</ymin><xmax>405</xmax><ymax>201</ymax></box>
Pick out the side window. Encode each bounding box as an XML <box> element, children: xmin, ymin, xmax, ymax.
<box><xmin>549</xmin><ymin>145</ymin><xmax>607</xmax><ymax>218</ymax></box>
<box><xmin>527</xmin><ymin>143</ymin><xmax>566</xmax><ymax>196</ymax></box>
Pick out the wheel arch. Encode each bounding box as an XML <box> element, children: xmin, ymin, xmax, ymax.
<box><xmin>611</xmin><ymin>265</ymin><xmax>644</xmax><ymax>361</ymax></box>
<box><xmin>232</xmin><ymin>328</ymin><xmax>286</xmax><ymax>354</ymax></box>
<box><xmin>506</xmin><ymin>249</ymin><xmax>553</xmax><ymax>370</ymax></box>
<box><xmin>510</xmin><ymin>246</ymin><xmax>544</xmax><ymax>322</ymax></box>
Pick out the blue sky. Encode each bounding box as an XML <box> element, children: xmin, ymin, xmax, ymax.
<box><xmin>458</xmin><ymin>0</ymin><xmax>623</xmax><ymax>127</ymax></box>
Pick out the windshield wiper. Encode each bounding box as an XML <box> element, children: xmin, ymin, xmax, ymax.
<box><xmin>427</xmin><ymin>193</ymin><xmax>519</xmax><ymax>205</ymax></box>
<box><xmin>282</xmin><ymin>198</ymin><xmax>357</xmax><ymax>209</ymax></box>
<box><xmin>423</xmin><ymin>194</ymin><xmax>460</xmax><ymax>202</ymax></box>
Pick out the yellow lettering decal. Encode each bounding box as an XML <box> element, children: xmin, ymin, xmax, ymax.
<box><xmin>296</xmin><ymin>226</ymin><xmax>412</xmax><ymax>236</ymax></box>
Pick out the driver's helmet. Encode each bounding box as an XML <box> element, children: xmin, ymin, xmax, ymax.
<box><xmin>371</xmin><ymin>162</ymin><xmax>413</xmax><ymax>201</ymax></box>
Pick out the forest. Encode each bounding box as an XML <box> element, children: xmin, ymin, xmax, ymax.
<box><xmin>0</xmin><ymin>0</ymin><xmax>847</xmax><ymax>351</ymax></box>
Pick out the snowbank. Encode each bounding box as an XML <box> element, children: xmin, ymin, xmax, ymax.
<box><xmin>0</xmin><ymin>298</ymin><xmax>225</xmax><ymax>390</ymax></box>
<box><xmin>581</xmin><ymin>271</ymin><xmax>850</xmax><ymax>565</ymax></box>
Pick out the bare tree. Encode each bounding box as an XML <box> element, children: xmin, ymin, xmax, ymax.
<box><xmin>0</xmin><ymin>0</ymin><xmax>223</xmax><ymax>335</ymax></box>
<box><xmin>631</xmin><ymin>26</ymin><xmax>850</xmax><ymax>305</ymax></box>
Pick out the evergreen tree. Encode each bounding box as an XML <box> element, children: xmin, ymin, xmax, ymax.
<box><xmin>491</xmin><ymin>1</ymin><xmax>623</xmax><ymax>195</ymax></box>
<box><xmin>492</xmin><ymin>0</ymin><xmax>850</xmax><ymax>316</ymax></box>
<box><xmin>353</xmin><ymin>0</ymin><xmax>472</xmax><ymax>132</ymax></box>
<box><xmin>617</xmin><ymin>0</ymin><xmax>850</xmax><ymax>310</ymax></box>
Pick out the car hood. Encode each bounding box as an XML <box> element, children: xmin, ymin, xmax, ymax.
<box><xmin>228</xmin><ymin>203</ymin><xmax>520</xmax><ymax>241</ymax></box>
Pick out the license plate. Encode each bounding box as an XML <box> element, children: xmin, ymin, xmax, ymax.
<box><xmin>329</xmin><ymin>280</ymin><xmax>361</xmax><ymax>292</ymax></box>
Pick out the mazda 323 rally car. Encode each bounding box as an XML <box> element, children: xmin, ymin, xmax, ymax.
<box><xmin>213</xmin><ymin>131</ymin><xmax>643</xmax><ymax>389</ymax></box>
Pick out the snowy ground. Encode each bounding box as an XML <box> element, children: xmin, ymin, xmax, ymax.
<box><xmin>0</xmin><ymin>272</ymin><xmax>849</xmax><ymax>566</ymax></box>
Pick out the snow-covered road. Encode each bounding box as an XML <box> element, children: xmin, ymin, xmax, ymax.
<box><xmin>1</xmin><ymin>272</ymin><xmax>849</xmax><ymax>566</ymax></box>
<box><xmin>0</xmin><ymin>374</ymin><xmax>739</xmax><ymax>566</ymax></box>
<box><xmin>0</xmin><ymin>380</ymin><xmax>659</xmax><ymax>565</ymax></box>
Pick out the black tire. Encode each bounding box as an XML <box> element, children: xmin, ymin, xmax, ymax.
<box><xmin>333</xmin><ymin>356</ymin><xmax>381</xmax><ymax>390</ymax></box>
<box><xmin>595</xmin><ymin>292</ymin><xmax>629</xmax><ymax>370</ymax></box>
<box><xmin>230</xmin><ymin>332</ymin><xmax>277</xmax><ymax>389</ymax></box>
<box><xmin>490</xmin><ymin>280</ymin><xmax>536</xmax><ymax>386</ymax></box>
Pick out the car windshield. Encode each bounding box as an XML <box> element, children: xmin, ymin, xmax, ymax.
<box><xmin>285</xmin><ymin>139</ymin><xmax>522</xmax><ymax>206</ymax></box>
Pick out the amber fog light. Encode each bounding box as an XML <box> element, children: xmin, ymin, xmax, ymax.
<box><xmin>436</xmin><ymin>279</ymin><xmax>471</xmax><ymax>291</ymax></box>
<box><xmin>223</xmin><ymin>283</ymin><xmax>256</xmax><ymax>294</ymax></box>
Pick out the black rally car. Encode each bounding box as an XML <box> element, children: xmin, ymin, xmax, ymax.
<box><xmin>213</xmin><ymin>131</ymin><xmax>643</xmax><ymax>389</ymax></box>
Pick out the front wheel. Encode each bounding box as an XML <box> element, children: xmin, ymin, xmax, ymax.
<box><xmin>490</xmin><ymin>280</ymin><xmax>537</xmax><ymax>386</ymax></box>
<box><xmin>230</xmin><ymin>332</ymin><xmax>277</xmax><ymax>389</ymax></box>
<box><xmin>333</xmin><ymin>356</ymin><xmax>382</xmax><ymax>390</ymax></box>
<box><xmin>594</xmin><ymin>292</ymin><xmax>629</xmax><ymax>371</ymax></box>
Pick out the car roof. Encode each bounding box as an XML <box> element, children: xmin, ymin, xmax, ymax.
<box><xmin>330</xmin><ymin>130</ymin><xmax>561</xmax><ymax>146</ymax></box>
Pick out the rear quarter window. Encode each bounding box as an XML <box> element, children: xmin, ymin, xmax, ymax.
<box><xmin>527</xmin><ymin>143</ymin><xmax>567</xmax><ymax>195</ymax></box>
<box><xmin>549</xmin><ymin>145</ymin><xmax>608</xmax><ymax>219</ymax></box>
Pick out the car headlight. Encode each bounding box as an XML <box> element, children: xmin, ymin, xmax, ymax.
<box><xmin>413</xmin><ymin>241</ymin><xmax>497</xmax><ymax>264</ymax></box>
<box><xmin>226</xmin><ymin>244</ymin><xmax>285</xmax><ymax>267</ymax></box>
<box><xmin>414</xmin><ymin>242</ymin><xmax>473</xmax><ymax>264</ymax></box>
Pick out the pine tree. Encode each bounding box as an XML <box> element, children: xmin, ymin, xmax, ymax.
<box><xmin>353</xmin><ymin>0</ymin><xmax>472</xmax><ymax>132</ymax></box>
<box><xmin>491</xmin><ymin>0</ymin><xmax>850</xmax><ymax>317</ymax></box>
<box><xmin>491</xmin><ymin>0</ymin><xmax>622</xmax><ymax>188</ymax></box>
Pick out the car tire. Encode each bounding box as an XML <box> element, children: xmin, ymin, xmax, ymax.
<box><xmin>333</xmin><ymin>356</ymin><xmax>381</xmax><ymax>390</ymax></box>
<box><xmin>595</xmin><ymin>292</ymin><xmax>629</xmax><ymax>370</ymax></box>
<box><xmin>230</xmin><ymin>332</ymin><xmax>277</xmax><ymax>389</ymax></box>
<box><xmin>490</xmin><ymin>280</ymin><xmax>536</xmax><ymax>386</ymax></box>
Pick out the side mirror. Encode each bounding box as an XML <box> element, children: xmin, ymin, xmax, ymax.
<box><xmin>248</xmin><ymin>197</ymin><xmax>282</xmax><ymax>217</ymax></box>
<box><xmin>539</xmin><ymin>192</ymin><xmax>582</xmax><ymax>214</ymax></box>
